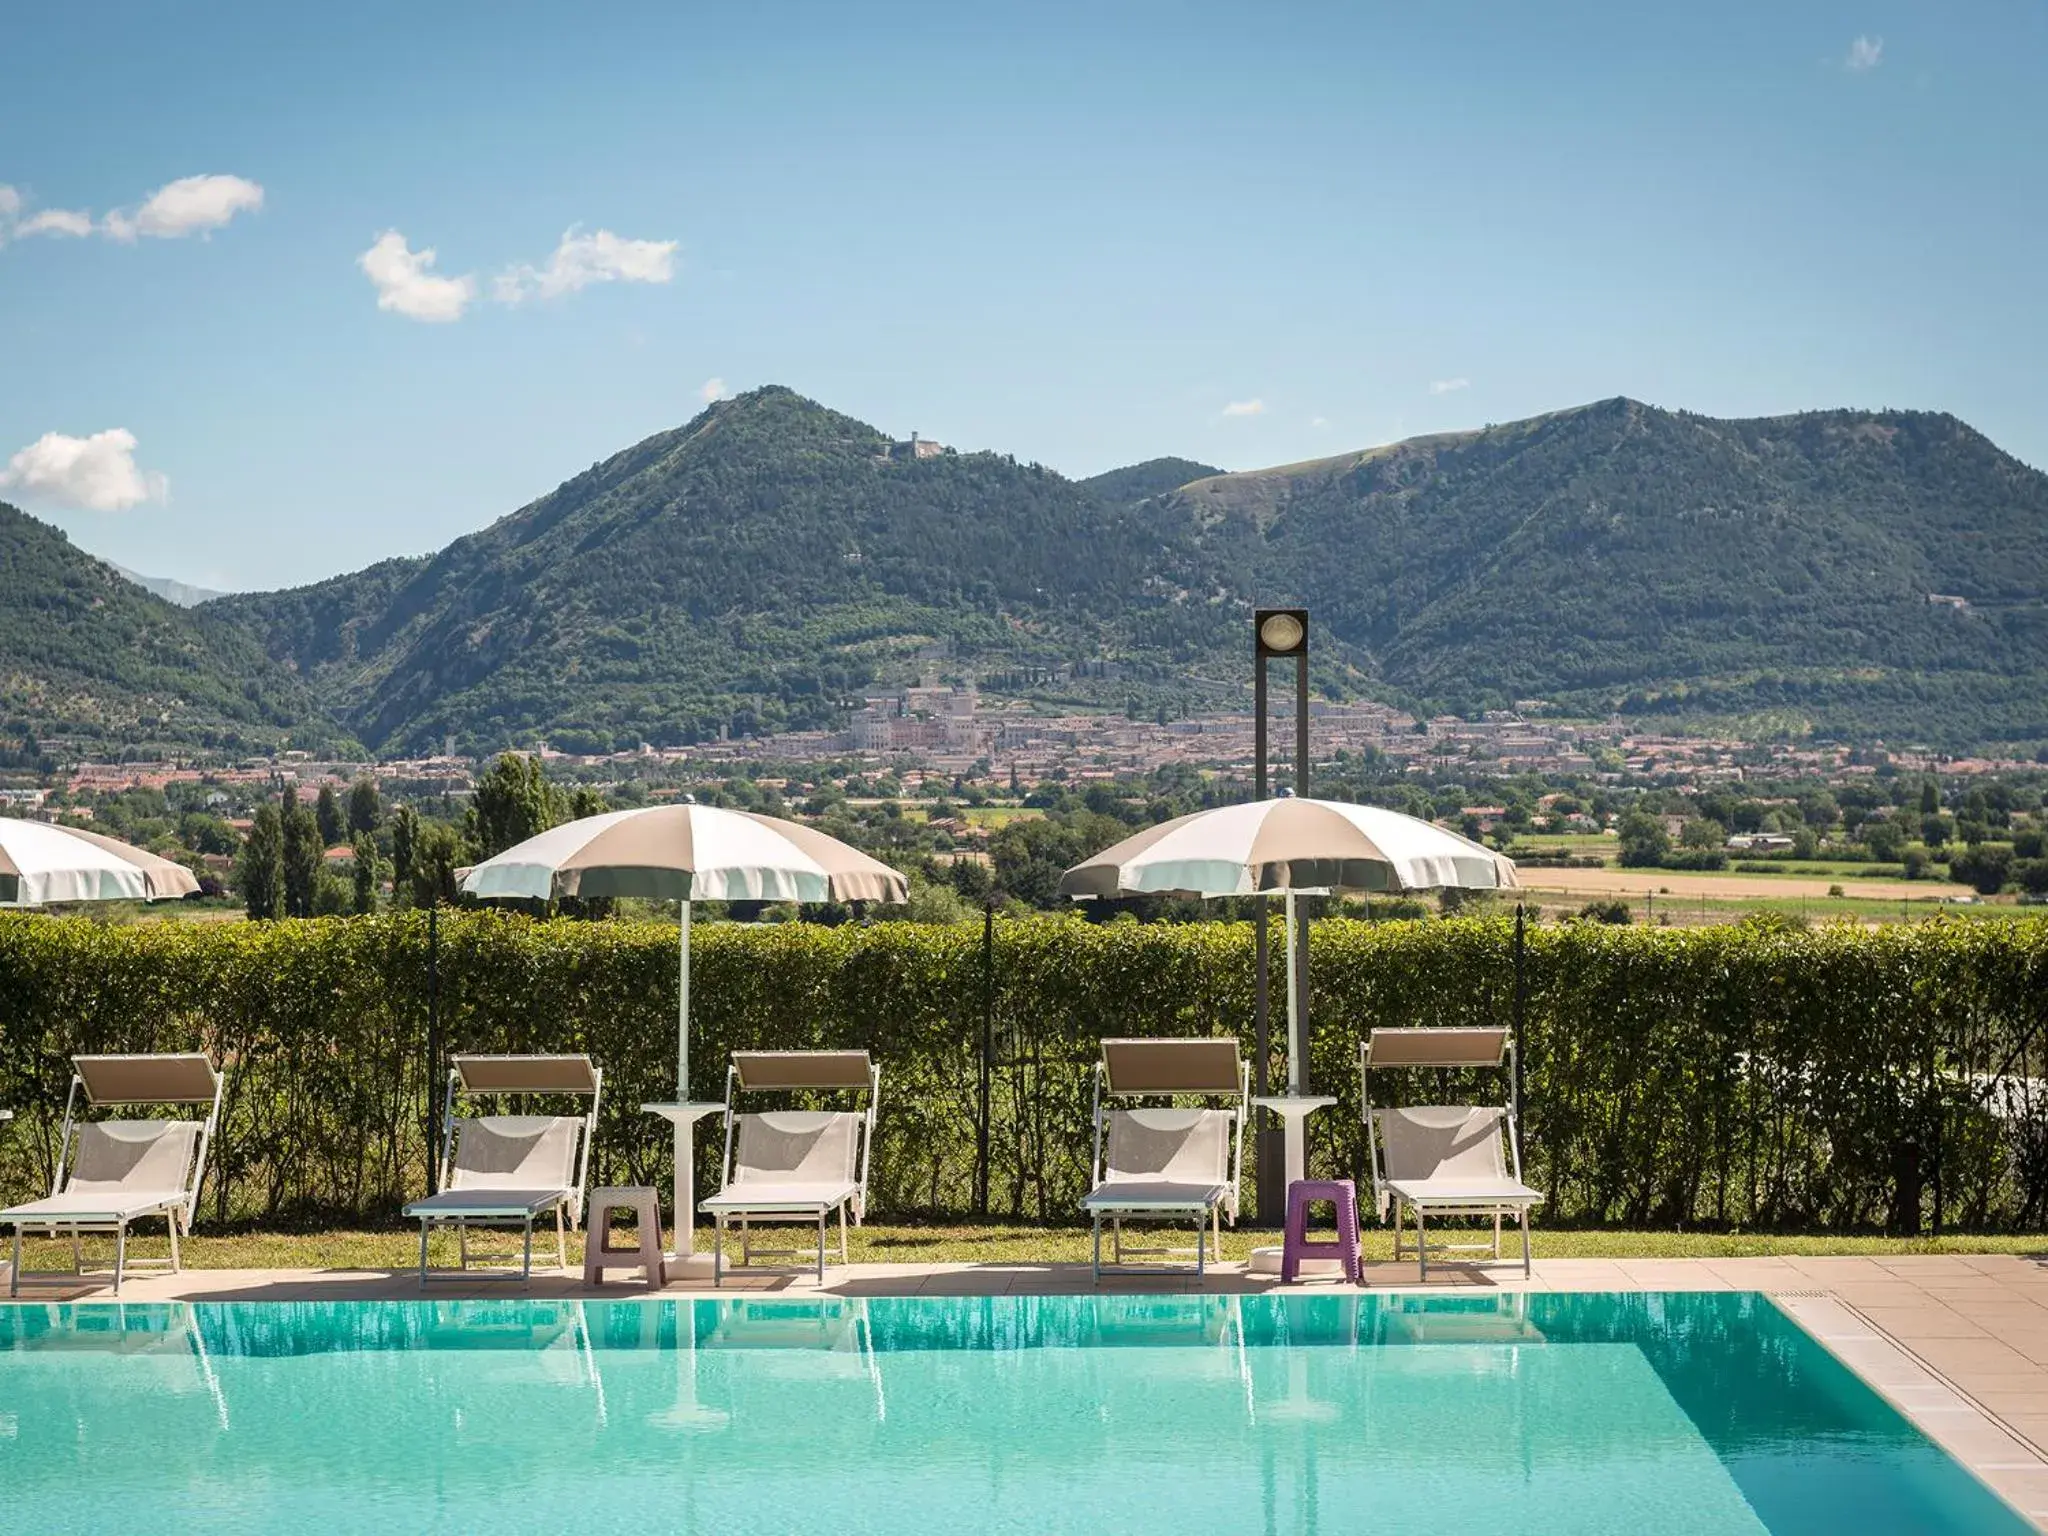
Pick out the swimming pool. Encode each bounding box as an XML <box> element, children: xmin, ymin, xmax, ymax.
<box><xmin>0</xmin><ymin>1292</ymin><xmax>2027</xmax><ymax>1534</ymax></box>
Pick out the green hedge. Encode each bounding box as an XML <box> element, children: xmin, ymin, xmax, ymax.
<box><xmin>1</xmin><ymin>911</ymin><xmax>2045</xmax><ymax>1232</ymax></box>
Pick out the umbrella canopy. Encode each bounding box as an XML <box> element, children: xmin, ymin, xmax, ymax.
<box><xmin>0</xmin><ymin>819</ymin><xmax>201</xmax><ymax>906</ymax></box>
<box><xmin>461</xmin><ymin>804</ymin><xmax>907</xmax><ymax>904</ymax></box>
<box><xmin>1059</xmin><ymin>797</ymin><xmax>1517</xmax><ymax>900</ymax></box>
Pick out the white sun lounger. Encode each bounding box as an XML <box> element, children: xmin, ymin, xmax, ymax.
<box><xmin>700</xmin><ymin>1051</ymin><xmax>879</xmax><ymax>1286</ymax></box>
<box><xmin>3</xmin><ymin>1054</ymin><xmax>223</xmax><ymax>1297</ymax></box>
<box><xmin>1081</xmin><ymin>1038</ymin><xmax>1248</xmax><ymax>1281</ymax></box>
<box><xmin>403</xmin><ymin>1054</ymin><xmax>602</xmax><ymax>1284</ymax></box>
<box><xmin>1362</xmin><ymin>1027</ymin><xmax>1540</xmax><ymax>1280</ymax></box>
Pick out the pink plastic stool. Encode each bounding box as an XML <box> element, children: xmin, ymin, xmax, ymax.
<box><xmin>1281</xmin><ymin>1179</ymin><xmax>1361</xmax><ymax>1284</ymax></box>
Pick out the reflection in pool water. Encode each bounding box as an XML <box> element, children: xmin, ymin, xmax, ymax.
<box><xmin>0</xmin><ymin>1292</ymin><xmax>2028</xmax><ymax>1535</ymax></box>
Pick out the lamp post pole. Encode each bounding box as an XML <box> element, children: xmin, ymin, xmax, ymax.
<box><xmin>1253</xmin><ymin>607</ymin><xmax>1309</xmax><ymax>1224</ymax></box>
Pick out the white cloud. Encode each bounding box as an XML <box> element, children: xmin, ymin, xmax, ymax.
<box><xmin>1221</xmin><ymin>398</ymin><xmax>1266</xmax><ymax>417</ymax></box>
<box><xmin>496</xmin><ymin>226</ymin><xmax>677</xmax><ymax>304</ymax></box>
<box><xmin>358</xmin><ymin>230</ymin><xmax>477</xmax><ymax>323</ymax></box>
<box><xmin>18</xmin><ymin>208</ymin><xmax>93</xmax><ymax>238</ymax></box>
<box><xmin>3</xmin><ymin>174</ymin><xmax>263</xmax><ymax>247</ymax></box>
<box><xmin>1429</xmin><ymin>377</ymin><xmax>1471</xmax><ymax>394</ymax></box>
<box><xmin>698</xmin><ymin>377</ymin><xmax>728</xmax><ymax>403</ymax></box>
<box><xmin>0</xmin><ymin>428</ymin><xmax>167</xmax><ymax>512</ymax></box>
<box><xmin>103</xmin><ymin>174</ymin><xmax>264</xmax><ymax>241</ymax></box>
<box><xmin>1310</xmin><ymin>415</ymin><xmax>1329</xmax><ymax>429</ymax></box>
<box><xmin>1844</xmin><ymin>35</ymin><xmax>1883</xmax><ymax>72</ymax></box>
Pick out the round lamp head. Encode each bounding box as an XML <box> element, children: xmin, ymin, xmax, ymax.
<box><xmin>1258</xmin><ymin>611</ymin><xmax>1305</xmax><ymax>654</ymax></box>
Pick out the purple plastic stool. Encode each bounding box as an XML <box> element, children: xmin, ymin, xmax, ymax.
<box><xmin>1281</xmin><ymin>1179</ymin><xmax>1361</xmax><ymax>1284</ymax></box>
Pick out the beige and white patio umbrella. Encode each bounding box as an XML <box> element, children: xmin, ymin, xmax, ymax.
<box><xmin>460</xmin><ymin>804</ymin><xmax>907</xmax><ymax>1257</ymax></box>
<box><xmin>1058</xmin><ymin>797</ymin><xmax>1517</xmax><ymax>903</ymax></box>
<box><xmin>0</xmin><ymin>819</ymin><xmax>201</xmax><ymax>906</ymax></box>
<box><xmin>1059</xmin><ymin>797</ymin><xmax>1516</xmax><ymax>1191</ymax></box>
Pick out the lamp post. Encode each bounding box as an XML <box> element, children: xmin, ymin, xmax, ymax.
<box><xmin>1252</xmin><ymin>607</ymin><xmax>1308</xmax><ymax>1224</ymax></box>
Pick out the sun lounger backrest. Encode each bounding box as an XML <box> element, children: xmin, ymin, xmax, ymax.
<box><xmin>1375</xmin><ymin>1106</ymin><xmax>1508</xmax><ymax>1183</ymax></box>
<box><xmin>1101</xmin><ymin>1038</ymin><xmax>1244</xmax><ymax>1097</ymax></box>
<box><xmin>75</xmin><ymin>1054</ymin><xmax>220</xmax><ymax>1106</ymax></box>
<box><xmin>66</xmin><ymin>1120</ymin><xmax>204</xmax><ymax>1194</ymax></box>
<box><xmin>731</xmin><ymin>1111</ymin><xmax>859</xmax><ymax>1187</ymax></box>
<box><xmin>1104</xmin><ymin>1107</ymin><xmax>1232</xmax><ymax>1182</ymax></box>
<box><xmin>448</xmin><ymin>1115</ymin><xmax>581</xmax><ymax>1191</ymax></box>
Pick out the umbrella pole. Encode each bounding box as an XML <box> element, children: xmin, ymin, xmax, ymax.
<box><xmin>675</xmin><ymin>898</ymin><xmax>695</xmax><ymax>1259</ymax></box>
<box><xmin>1285</xmin><ymin>888</ymin><xmax>1302</xmax><ymax>1095</ymax></box>
<box><xmin>1281</xmin><ymin>888</ymin><xmax>1310</xmax><ymax>1193</ymax></box>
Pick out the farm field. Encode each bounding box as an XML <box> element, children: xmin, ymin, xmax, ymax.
<box><xmin>1511</xmin><ymin>865</ymin><xmax>1979</xmax><ymax>905</ymax></box>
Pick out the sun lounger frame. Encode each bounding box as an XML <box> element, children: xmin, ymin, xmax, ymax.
<box><xmin>405</xmin><ymin>1054</ymin><xmax>602</xmax><ymax>1285</ymax></box>
<box><xmin>701</xmin><ymin>1051</ymin><xmax>880</xmax><ymax>1286</ymax></box>
<box><xmin>4</xmin><ymin>1053</ymin><xmax>223</xmax><ymax>1297</ymax></box>
<box><xmin>1082</xmin><ymin>1038</ymin><xmax>1248</xmax><ymax>1282</ymax></box>
<box><xmin>1361</xmin><ymin>1027</ymin><xmax>1538</xmax><ymax>1279</ymax></box>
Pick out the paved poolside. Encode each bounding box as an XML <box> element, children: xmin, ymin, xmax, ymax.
<box><xmin>5</xmin><ymin>1251</ymin><xmax>2046</xmax><ymax>1528</ymax></box>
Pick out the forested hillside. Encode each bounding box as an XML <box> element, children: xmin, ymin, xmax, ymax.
<box><xmin>0</xmin><ymin>503</ymin><xmax>326</xmax><ymax>756</ymax></box>
<box><xmin>1078</xmin><ymin>456</ymin><xmax>1222</xmax><ymax>507</ymax></box>
<box><xmin>20</xmin><ymin>386</ymin><xmax>2026</xmax><ymax>758</ymax></box>
<box><xmin>1165</xmin><ymin>398</ymin><xmax>2048</xmax><ymax>743</ymax></box>
<box><xmin>209</xmin><ymin>389</ymin><xmax>1232</xmax><ymax>753</ymax></box>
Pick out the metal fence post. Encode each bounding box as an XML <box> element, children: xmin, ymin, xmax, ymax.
<box><xmin>977</xmin><ymin>900</ymin><xmax>994</xmax><ymax>1218</ymax></box>
<box><xmin>425</xmin><ymin>903</ymin><xmax>441</xmax><ymax>1196</ymax></box>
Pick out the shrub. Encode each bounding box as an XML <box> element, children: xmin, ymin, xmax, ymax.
<box><xmin>0</xmin><ymin>912</ymin><xmax>2045</xmax><ymax>1234</ymax></box>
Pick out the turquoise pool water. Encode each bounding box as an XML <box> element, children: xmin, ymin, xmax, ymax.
<box><xmin>0</xmin><ymin>1292</ymin><xmax>2027</xmax><ymax>1534</ymax></box>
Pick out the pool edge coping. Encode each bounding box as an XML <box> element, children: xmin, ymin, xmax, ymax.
<box><xmin>1770</xmin><ymin>1291</ymin><xmax>2048</xmax><ymax>1532</ymax></box>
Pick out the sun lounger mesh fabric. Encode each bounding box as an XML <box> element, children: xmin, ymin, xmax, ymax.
<box><xmin>1104</xmin><ymin>1108</ymin><xmax>1231</xmax><ymax>1182</ymax></box>
<box><xmin>733</xmin><ymin>1112</ymin><xmax>857</xmax><ymax>1186</ymax></box>
<box><xmin>66</xmin><ymin>1121</ymin><xmax>202</xmax><ymax>1194</ymax></box>
<box><xmin>448</xmin><ymin>1116</ymin><xmax>579</xmax><ymax>1190</ymax></box>
<box><xmin>1376</xmin><ymin>1106</ymin><xmax>1509</xmax><ymax>1183</ymax></box>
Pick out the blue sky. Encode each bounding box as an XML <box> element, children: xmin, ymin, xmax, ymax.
<box><xmin>1</xmin><ymin>2</ymin><xmax>2043</xmax><ymax>592</ymax></box>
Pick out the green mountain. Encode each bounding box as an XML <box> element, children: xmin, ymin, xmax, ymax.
<box><xmin>1078</xmin><ymin>457</ymin><xmax>1222</xmax><ymax>507</ymax></box>
<box><xmin>182</xmin><ymin>389</ymin><xmax>2048</xmax><ymax>755</ymax></box>
<box><xmin>0</xmin><ymin>503</ymin><xmax>326</xmax><ymax>756</ymax></box>
<box><xmin>1164</xmin><ymin>397</ymin><xmax>2048</xmax><ymax>744</ymax></box>
<box><xmin>209</xmin><ymin>389</ymin><xmax>1226</xmax><ymax>754</ymax></box>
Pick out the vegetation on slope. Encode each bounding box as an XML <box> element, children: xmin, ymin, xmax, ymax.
<box><xmin>210</xmin><ymin>389</ymin><xmax>1231</xmax><ymax>753</ymax></box>
<box><xmin>1163</xmin><ymin>398</ymin><xmax>2048</xmax><ymax>744</ymax></box>
<box><xmin>0</xmin><ymin>503</ymin><xmax>333</xmax><ymax>757</ymax></box>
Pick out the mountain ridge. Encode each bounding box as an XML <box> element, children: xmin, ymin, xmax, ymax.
<box><xmin>10</xmin><ymin>385</ymin><xmax>2048</xmax><ymax>758</ymax></box>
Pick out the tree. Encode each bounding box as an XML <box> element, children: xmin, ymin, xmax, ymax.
<box><xmin>314</xmin><ymin>784</ymin><xmax>346</xmax><ymax>847</ymax></box>
<box><xmin>989</xmin><ymin>813</ymin><xmax>1119</xmax><ymax>907</ymax></box>
<box><xmin>468</xmin><ymin>753</ymin><xmax>560</xmax><ymax>859</ymax></box>
<box><xmin>280</xmin><ymin>790</ymin><xmax>323</xmax><ymax>918</ymax></box>
<box><xmin>1864</xmin><ymin>818</ymin><xmax>1906</xmax><ymax>862</ymax></box>
<box><xmin>1950</xmin><ymin>844</ymin><xmax>2012</xmax><ymax>896</ymax></box>
<box><xmin>408</xmin><ymin>822</ymin><xmax>463</xmax><ymax>908</ymax></box>
<box><xmin>238</xmin><ymin>803</ymin><xmax>285</xmax><ymax>920</ymax></box>
<box><xmin>1618</xmin><ymin>811</ymin><xmax>1669</xmax><ymax>868</ymax></box>
<box><xmin>568</xmin><ymin>786</ymin><xmax>607</xmax><ymax>820</ymax></box>
<box><xmin>1921</xmin><ymin>812</ymin><xmax>1952</xmax><ymax>849</ymax></box>
<box><xmin>347</xmin><ymin>776</ymin><xmax>382</xmax><ymax>836</ymax></box>
<box><xmin>1920</xmin><ymin>778</ymin><xmax>1941</xmax><ymax>815</ymax></box>
<box><xmin>389</xmin><ymin>804</ymin><xmax>420</xmax><ymax>906</ymax></box>
<box><xmin>351</xmin><ymin>833</ymin><xmax>379</xmax><ymax>914</ymax></box>
<box><xmin>179</xmin><ymin>811</ymin><xmax>239</xmax><ymax>856</ymax></box>
<box><xmin>1679</xmin><ymin>818</ymin><xmax>1726</xmax><ymax>851</ymax></box>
